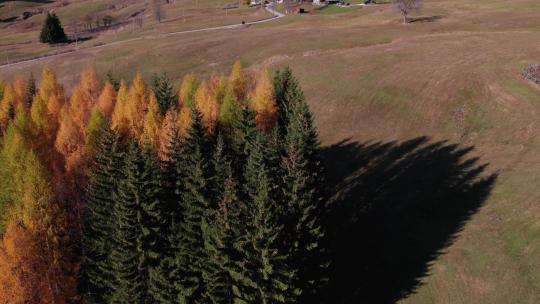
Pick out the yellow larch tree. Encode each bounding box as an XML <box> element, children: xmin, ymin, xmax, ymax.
<box><xmin>251</xmin><ymin>68</ymin><xmax>278</xmax><ymax>131</ymax></box>
<box><xmin>38</xmin><ymin>67</ymin><xmax>64</xmax><ymax>104</ymax></box>
<box><xmin>0</xmin><ymin>84</ymin><xmax>15</xmax><ymax>131</ymax></box>
<box><xmin>179</xmin><ymin>73</ymin><xmax>199</xmax><ymax>109</ymax></box>
<box><xmin>111</xmin><ymin>80</ymin><xmax>130</xmax><ymax>137</ymax></box>
<box><xmin>195</xmin><ymin>81</ymin><xmax>220</xmax><ymax>134</ymax></box>
<box><xmin>228</xmin><ymin>60</ymin><xmax>248</xmax><ymax>104</ymax></box>
<box><xmin>126</xmin><ymin>73</ymin><xmax>149</xmax><ymax>140</ymax></box>
<box><xmin>177</xmin><ymin>105</ymin><xmax>192</xmax><ymax>138</ymax></box>
<box><xmin>143</xmin><ymin>94</ymin><xmax>163</xmax><ymax>149</ymax></box>
<box><xmin>12</xmin><ymin>76</ymin><xmax>27</xmax><ymax>112</ymax></box>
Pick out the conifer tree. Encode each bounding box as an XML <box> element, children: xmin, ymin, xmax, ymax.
<box><xmin>196</xmin><ymin>81</ymin><xmax>219</xmax><ymax>135</ymax></box>
<box><xmin>143</xmin><ymin>95</ymin><xmax>163</xmax><ymax>149</ymax></box>
<box><xmin>97</xmin><ymin>81</ymin><xmax>117</xmax><ymax>118</ymax></box>
<box><xmin>229</xmin><ymin>60</ymin><xmax>248</xmax><ymax>104</ymax></box>
<box><xmin>236</xmin><ymin>130</ymin><xmax>300</xmax><ymax>303</ymax></box>
<box><xmin>126</xmin><ymin>73</ymin><xmax>149</xmax><ymax>140</ymax></box>
<box><xmin>152</xmin><ymin>73</ymin><xmax>177</xmax><ymax>115</ymax></box>
<box><xmin>106</xmin><ymin>70</ymin><xmax>121</xmax><ymax>91</ymax></box>
<box><xmin>25</xmin><ymin>73</ymin><xmax>36</xmax><ymax>109</ymax></box>
<box><xmin>84</xmin><ymin>125</ymin><xmax>123</xmax><ymax>303</ymax></box>
<box><xmin>40</xmin><ymin>12</ymin><xmax>67</xmax><ymax>44</ymax></box>
<box><xmin>273</xmin><ymin>67</ymin><xmax>305</xmax><ymax>136</ymax></box>
<box><xmin>38</xmin><ymin>66</ymin><xmax>64</xmax><ymax>103</ymax></box>
<box><xmin>139</xmin><ymin>144</ymin><xmax>167</xmax><ymax>302</ymax></box>
<box><xmin>86</xmin><ymin>107</ymin><xmax>108</xmax><ymax>152</ymax></box>
<box><xmin>203</xmin><ymin>133</ymin><xmax>243</xmax><ymax>304</ymax></box>
<box><xmin>158</xmin><ymin>107</ymin><xmax>178</xmax><ymax>162</ymax></box>
<box><xmin>12</xmin><ymin>76</ymin><xmax>27</xmax><ymax>112</ymax></box>
<box><xmin>282</xmin><ymin>98</ymin><xmax>327</xmax><ymax>302</ymax></box>
<box><xmin>108</xmin><ymin>143</ymin><xmax>146</xmax><ymax>304</ymax></box>
<box><xmin>179</xmin><ymin>74</ymin><xmax>199</xmax><ymax>108</ymax></box>
<box><xmin>149</xmin><ymin>121</ymin><xmax>182</xmax><ymax>303</ymax></box>
<box><xmin>251</xmin><ymin>69</ymin><xmax>278</xmax><ymax>132</ymax></box>
<box><xmin>219</xmin><ymin>90</ymin><xmax>241</xmax><ymax>132</ymax></box>
<box><xmin>174</xmin><ymin>109</ymin><xmax>212</xmax><ymax>303</ymax></box>
<box><xmin>111</xmin><ymin>80</ymin><xmax>130</xmax><ymax>137</ymax></box>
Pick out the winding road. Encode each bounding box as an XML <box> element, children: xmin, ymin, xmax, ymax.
<box><xmin>0</xmin><ymin>7</ymin><xmax>285</xmax><ymax>70</ymax></box>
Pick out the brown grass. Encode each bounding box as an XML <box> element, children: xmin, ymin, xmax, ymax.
<box><xmin>0</xmin><ymin>0</ymin><xmax>539</xmax><ymax>303</ymax></box>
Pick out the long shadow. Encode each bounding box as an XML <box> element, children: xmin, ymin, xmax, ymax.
<box><xmin>7</xmin><ymin>0</ymin><xmax>55</xmax><ymax>3</ymax></box>
<box><xmin>321</xmin><ymin>137</ymin><xmax>497</xmax><ymax>303</ymax></box>
<box><xmin>0</xmin><ymin>16</ymin><xmax>17</xmax><ymax>23</ymax></box>
<box><xmin>409</xmin><ymin>15</ymin><xmax>444</xmax><ymax>23</ymax></box>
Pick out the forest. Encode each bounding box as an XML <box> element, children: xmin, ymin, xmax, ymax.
<box><xmin>0</xmin><ymin>63</ymin><xmax>329</xmax><ymax>303</ymax></box>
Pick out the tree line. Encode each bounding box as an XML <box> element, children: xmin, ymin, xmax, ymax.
<box><xmin>0</xmin><ymin>63</ymin><xmax>329</xmax><ymax>303</ymax></box>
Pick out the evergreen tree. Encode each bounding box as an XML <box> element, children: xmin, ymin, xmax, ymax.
<box><xmin>108</xmin><ymin>142</ymin><xmax>145</xmax><ymax>304</ymax></box>
<box><xmin>235</xmin><ymin>130</ymin><xmax>300</xmax><ymax>303</ymax></box>
<box><xmin>152</xmin><ymin>73</ymin><xmax>177</xmax><ymax>115</ymax></box>
<box><xmin>149</xmin><ymin>125</ymin><xmax>182</xmax><ymax>303</ymax></box>
<box><xmin>39</xmin><ymin>12</ymin><xmax>67</xmax><ymax>44</ymax></box>
<box><xmin>282</xmin><ymin>99</ymin><xmax>328</xmax><ymax>302</ymax></box>
<box><xmin>273</xmin><ymin>67</ymin><xmax>305</xmax><ymax>136</ymax></box>
<box><xmin>174</xmin><ymin>109</ymin><xmax>212</xmax><ymax>303</ymax></box>
<box><xmin>84</xmin><ymin>125</ymin><xmax>123</xmax><ymax>303</ymax></box>
<box><xmin>24</xmin><ymin>73</ymin><xmax>36</xmax><ymax>109</ymax></box>
<box><xmin>201</xmin><ymin>133</ymin><xmax>243</xmax><ymax>304</ymax></box>
<box><xmin>140</xmin><ymin>143</ymin><xmax>167</xmax><ymax>302</ymax></box>
<box><xmin>106</xmin><ymin>70</ymin><xmax>121</xmax><ymax>91</ymax></box>
<box><xmin>219</xmin><ymin>91</ymin><xmax>241</xmax><ymax>132</ymax></box>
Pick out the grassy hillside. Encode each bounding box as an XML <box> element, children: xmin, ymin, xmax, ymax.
<box><xmin>1</xmin><ymin>0</ymin><xmax>539</xmax><ymax>303</ymax></box>
<box><xmin>0</xmin><ymin>0</ymin><xmax>271</xmax><ymax>63</ymax></box>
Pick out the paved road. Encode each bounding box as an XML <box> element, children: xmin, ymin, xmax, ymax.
<box><xmin>0</xmin><ymin>7</ymin><xmax>285</xmax><ymax>70</ymax></box>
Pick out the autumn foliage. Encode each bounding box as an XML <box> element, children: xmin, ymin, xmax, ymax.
<box><xmin>0</xmin><ymin>62</ymin><xmax>284</xmax><ymax>303</ymax></box>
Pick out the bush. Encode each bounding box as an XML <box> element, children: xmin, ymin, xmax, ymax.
<box><xmin>40</xmin><ymin>12</ymin><xmax>67</xmax><ymax>44</ymax></box>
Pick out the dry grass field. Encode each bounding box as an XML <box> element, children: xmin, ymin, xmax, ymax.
<box><xmin>1</xmin><ymin>0</ymin><xmax>539</xmax><ymax>303</ymax></box>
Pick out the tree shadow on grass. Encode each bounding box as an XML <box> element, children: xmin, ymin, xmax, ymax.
<box><xmin>17</xmin><ymin>0</ymin><xmax>55</xmax><ymax>3</ymax></box>
<box><xmin>0</xmin><ymin>16</ymin><xmax>17</xmax><ymax>23</ymax></box>
<box><xmin>409</xmin><ymin>15</ymin><xmax>444</xmax><ymax>23</ymax></box>
<box><xmin>321</xmin><ymin>137</ymin><xmax>497</xmax><ymax>303</ymax></box>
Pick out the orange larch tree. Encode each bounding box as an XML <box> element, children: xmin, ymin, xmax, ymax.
<box><xmin>97</xmin><ymin>81</ymin><xmax>117</xmax><ymax>117</ymax></box>
<box><xmin>158</xmin><ymin>106</ymin><xmax>178</xmax><ymax>161</ymax></box>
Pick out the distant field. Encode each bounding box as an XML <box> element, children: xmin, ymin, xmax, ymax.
<box><xmin>0</xmin><ymin>0</ymin><xmax>272</xmax><ymax>63</ymax></box>
<box><xmin>1</xmin><ymin>0</ymin><xmax>540</xmax><ymax>303</ymax></box>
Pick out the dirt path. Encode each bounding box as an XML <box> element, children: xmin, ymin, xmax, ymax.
<box><xmin>0</xmin><ymin>7</ymin><xmax>285</xmax><ymax>70</ymax></box>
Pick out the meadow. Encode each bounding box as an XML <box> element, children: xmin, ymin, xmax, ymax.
<box><xmin>1</xmin><ymin>0</ymin><xmax>539</xmax><ymax>303</ymax></box>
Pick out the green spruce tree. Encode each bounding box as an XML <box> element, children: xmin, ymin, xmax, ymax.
<box><xmin>106</xmin><ymin>70</ymin><xmax>121</xmax><ymax>91</ymax></box>
<box><xmin>273</xmin><ymin>67</ymin><xmax>305</xmax><ymax>136</ymax></box>
<box><xmin>174</xmin><ymin>109</ymin><xmax>212</xmax><ymax>303</ymax></box>
<box><xmin>152</xmin><ymin>72</ymin><xmax>177</xmax><ymax>115</ymax></box>
<box><xmin>84</xmin><ymin>125</ymin><xmax>123</xmax><ymax>303</ymax></box>
<box><xmin>235</xmin><ymin>130</ymin><xmax>300</xmax><ymax>303</ymax></box>
<box><xmin>149</xmin><ymin>125</ymin><xmax>182</xmax><ymax>304</ymax></box>
<box><xmin>282</xmin><ymin>98</ymin><xmax>328</xmax><ymax>303</ymax></box>
<box><xmin>40</xmin><ymin>12</ymin><xmax>67</xmax><ymax>44</ymax></box>
<box><xmin>109</xmin><ymin>142</ymin><xmax>164</xmax><ymax>304</ymax></box>
<box><xmin>201</xmin><ymin>133</ymin><xmax>244</xmax><ymax>304</ymax></box>
<box><xmin>25</xmin><ymin>73</ymin><xmax>36</xmax><ymax>108</ymax></box>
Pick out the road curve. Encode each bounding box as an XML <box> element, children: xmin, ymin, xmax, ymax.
<box><xmin>0</xmin><ymin>7</ymin><xmax>285</xmax><ymax>70</ymax></box>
